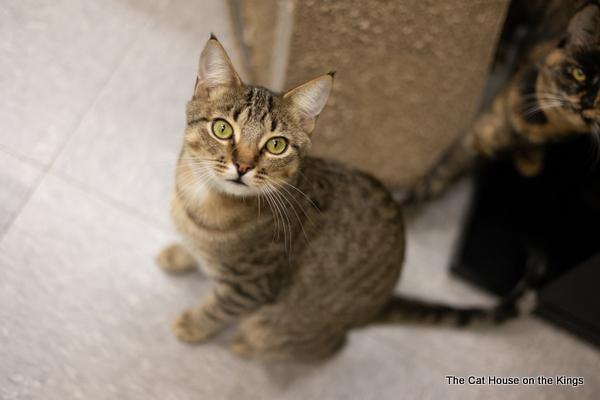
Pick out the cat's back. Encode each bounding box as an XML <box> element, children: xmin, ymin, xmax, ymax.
<box><xmin>294</xmin><ymin>155</ymin><xmax>405</xmax><ymax>277</ymax></box>
<box><xmin>300</xmin><ymin>156</ymin><xmax>402</xmax><ymax>214</ymax></box>
<box><xmin>277</xmin><ymin>156</ymin><xmax>405</xmax><ymax>326</ymax></box>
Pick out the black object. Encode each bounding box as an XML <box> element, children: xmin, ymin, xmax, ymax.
<box><xmin>451</xmin><ymin>135</ymin><xmax>600</xmax><ymax>346</ymax></box>
<box><xmin>538</xmin><ymin>252</ymin><xmax>600</xmax><ymax>347</ymax></box>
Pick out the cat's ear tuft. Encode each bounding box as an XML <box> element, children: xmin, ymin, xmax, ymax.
<box><xmin>567</xmin><ymin>4</ymin><xmax>600</xmax><ymax>49</ymax></box>
<box><xmin>283</xmin><ymin>74</ymin><xmax>333</xmax><ymax>134</ymax></box>
<box><xmin>194</xmin><ymin>36</ymin><xmax>242</xmax><ymax>99</ymax></box>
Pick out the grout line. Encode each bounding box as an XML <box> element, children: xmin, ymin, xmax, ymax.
<box><xmin>0</xmin><ymin>0</ymin><xmax>171</xmax><ymax>245</ymax></box>
<box><xmin>47</xmin><ymin>168</ymin><xmax>174</xmax><ymax>234</ymax></box>
<box><xmin>0</xmin><ymin>163</ymin><xmax>46</xmax><ymax>243</ymax></box>
<box><xmin>0</xmin><ymin>144</ymin><xmax>46</xmax><ymax>170</ymax></box>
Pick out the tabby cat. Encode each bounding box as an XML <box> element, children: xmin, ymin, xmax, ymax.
<box><xmin>156</xmin><ymin>35</ymin><xmax>531</xmax><ymax>361</ymax></box>
<box><xmin>407</xmin><ymin>2</ymin><xmax>600</xmax><ymax>204</ymax></box>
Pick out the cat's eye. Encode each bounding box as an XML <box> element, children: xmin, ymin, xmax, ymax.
<box><xmin>571</xmin><ymin>67</ymin><xmax>586</xmax><ymax>82</ymax></box>
<box><xmin>211</xmin><ymin>119</ymin><xmax>233</xmax><ymax>140</ymax></box>
<box><xmin>265</xmin><ymin>137</ymin><xmax>288</xmax><ymax>155</ymax></box>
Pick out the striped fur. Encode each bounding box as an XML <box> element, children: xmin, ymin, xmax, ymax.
<box><xmin>156</xmin><ymin>36</ymin><xmax>532</xmax><ymax>362</ymax></box>
<box><xmin>377</xmin><ymin>283</ymin><xmax>536</xmax><ymax>327</ymax></box>
<box><xmin>407</xmin><ymin>2</ymin><xmax>600</xmax><ymax>204</ymax></box>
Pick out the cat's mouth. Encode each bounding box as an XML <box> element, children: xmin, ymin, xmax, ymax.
<box><xmin>582</xmin><ymin>108</ymin><xmax>600</xmax><ymax>120</ymax></box>
<box><xmin>226</xmin><ymin>178</ymin><xmax>248</xmax><ymax>186</ymax></box>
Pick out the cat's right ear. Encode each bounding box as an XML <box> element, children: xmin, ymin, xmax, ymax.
<box><xmin>566</xmin><ymin>4</ymin><xmax>600</xmax><ymax>50</ymax></box>
<box><xmin>194</xmin><ymin>34</ymin><xmax>242</xmax><ymax>99</ymax></box>
<box><xmin>283</xmin><ymin>72</ymin><xmax>334</xmax><ymax>134</ymax></box>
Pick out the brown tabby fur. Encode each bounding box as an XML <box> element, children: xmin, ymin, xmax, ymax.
<box><xmin>408</xmin><ymin>2</ymin><xmax>600</xmax><ymax>203</ymax></box>
<box><xmin>157</xmin><ymin>36</ymin><xmax>529</xmax><ymax>361</ymax></box>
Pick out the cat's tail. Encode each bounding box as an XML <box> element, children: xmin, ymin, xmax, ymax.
<box><xmin>374</xmin><ymin>280</ymin><xmax>537</xmax><ymax>327</ymax></box>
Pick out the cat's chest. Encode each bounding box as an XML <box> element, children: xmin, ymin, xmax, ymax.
<box><xmin>170</xmin><ymin>185</ymin><xmax>275</xmax><ymax>268</ymax></box>
<box><xmin>170</xmin><ymin>198</ymin><xmax>241</xmax><ymax>276</ymax></box>
<box><xmin>173</xmin><ymin>179</ymin><xmax>256</xmax><ymax>228</ymax></box>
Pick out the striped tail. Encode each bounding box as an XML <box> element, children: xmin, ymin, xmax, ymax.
<box><xmin>375</xmin><ymin>281</ymin><xmax>537</xmax><ymax>327</ymax></box>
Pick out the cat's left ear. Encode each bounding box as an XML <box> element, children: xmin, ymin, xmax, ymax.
<box><xmin>283</xmin><ymin>72</ymin><xmax>334</xmax><ymax>134</ymax></box>
<box><xmin>194</xmin><ymin>34</ymin><xmax>242</xmax><ymax>99</ymax></box>
<box><xmin>566</xmin><ymin>4</ymin><xmax>600</xmax><ymax>49</ymax></box>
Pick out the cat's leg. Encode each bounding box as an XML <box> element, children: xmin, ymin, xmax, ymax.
<box><xmin>156</xmin><ymin>243</ymin><xmax>197</xmax><ymax>273</ymax></box>
<box><xmin>230</xmin><ymin>314</ymin><xmax>346</xmax><ymax>361</ymax></box>
<box><xmin>407</xmin><ymin>91</ymin><xmax>513</xmax><ymax>204</ymax></box>
<box><xmin>173</xmin><ymin>282</ymin><xmax>266</xmax><ymax>343</ymax></box>
<box><xmin>513</xmin><ymin>147</ymin><xmax>545</xmax><ymax>176</ymax></box>
<box><xmin>406</xmin><ymin>133</ymin><xmax>479</xmax><ymax>204</ymax></box>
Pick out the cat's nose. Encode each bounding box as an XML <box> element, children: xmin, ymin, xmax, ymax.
<box><xmin>582</xmin><ymin>108</ymin><xmax>600</xmax><ymax>119</ymax></box>
<box><xmin>235</xmin><ymin>162</ymin><xmax>254</xmax><ymax>176</ymax></box>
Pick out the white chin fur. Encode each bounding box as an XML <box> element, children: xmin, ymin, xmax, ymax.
<box><xmin>205</xmin><ymin>163</ymin><xmax>259</xmax><ymax>197</ymax></box>
<box><xmin>213</xmin><ymin>179</ymin><xmax>259</xmax><ymax>197</ymax></box>
<box><xmin>189</xmin><ymin>162</ymin><xmax>259</xmax><ymax>197</ymax></box>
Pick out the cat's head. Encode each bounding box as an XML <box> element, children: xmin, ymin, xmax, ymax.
<box><xmin>539</xmin><ymin>3</ymin><xmax>600</xmax><ymax>130</ymax></box>
<box><xmin>182</xmin><ymin>35</ymin><xmax>333</xmax><ymax>197</ymax></box>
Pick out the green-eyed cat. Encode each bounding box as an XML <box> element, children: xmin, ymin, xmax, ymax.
<box><xmin>156</xmin><ymin>35</ymin><xmax>531</xmax><ymax>361</ymax></box>
<box><xmin>407</xmin><ymin>2</ymin><xmax>600</xmax><ymax>204</ymax></box>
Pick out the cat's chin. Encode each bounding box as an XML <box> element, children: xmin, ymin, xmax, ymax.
<box><xmin>212</xmin><ymin>179</ymin><xmax>260</xmax><ymax>198</ymax></box>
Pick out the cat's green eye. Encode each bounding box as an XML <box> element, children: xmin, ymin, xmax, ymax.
<box><xmin>265</xmin><ymin>137</ymin><xmax>288</xmax><ymax>155</ymax></box>
<box><xmin>212</xmin><ymin>119</ymin><xmax>233</xmax><ymax>140</ymax></box>
<box><xmin>571</xmin><ymin>67</ymin><xmax>586</xmax><ymax>82</ymax></box>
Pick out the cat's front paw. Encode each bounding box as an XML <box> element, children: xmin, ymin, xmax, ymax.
<box><xmin>229</xmin><ymin>334</ymin><xmax>253</xmax><ymax>357</ymax></box>
<box><xmin>513</xmin><ymin>148</ymin><xmax>544</xmax><ymax>177</ymax></box>
<box><xmin>172</xmin><ymin>311</ymin><xmax>216</xmax><ymax>343</ymax></box>
<box><xmin>156</xmin><ymin>244</ymin><xmax>197</xmax><ymax>274</ymax></box>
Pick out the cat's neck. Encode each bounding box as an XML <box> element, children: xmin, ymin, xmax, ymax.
<box><xmin>174</xmin><ymin>161</ymin><xmax>260</xmax><ymax>231</ymax></box>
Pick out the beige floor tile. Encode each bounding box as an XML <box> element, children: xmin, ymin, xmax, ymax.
<box><xmin>0</xmin><ymin>0</ymin><xmax>165</xmax><ymax>164</ymax></box>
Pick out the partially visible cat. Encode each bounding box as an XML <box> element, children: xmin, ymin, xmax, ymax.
<box><xmin>407</xmin><ymin>2</ymin><xmax>600</xmax><ymax>204</ymax></box>
<box><xmin>156</xmin><ymin>35</ymin><xmax>532</xmax><ymax>361</ymax></box>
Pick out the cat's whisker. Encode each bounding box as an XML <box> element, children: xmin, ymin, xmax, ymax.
<box><xmin>272</xmin><ymin>188</ymin><xmax>293</xmax><ymax>254</ymax></box>
<box><xmin>522</xmin><ymin>91</ymin><xmax>565</xmax><ymax>99</ymax></box>
<box><xmin>148</xmin><ymin>157</ymin><xmax>223</xmax><ymax>167</ymax></box>
<box><xmin>278</xmin><ymin>185</ymin><xmax>315</xmax><ymax>229</ymax></box>
<box><xmin>273</xmin><ymin>177</ymin><xmax>322</xmax><ymax>215</ymax></box>
<box><xmin>265</xmin><ymin>181</ymin><xmax>293</xmax><ymax>254</ymax></box>
<box><xmin>266</xmin><ymin>186</ymin><xmax>287</xmax><ymax>246</ymax></box>
<box><xmin>521</xmin><ymin>97</ymin><xmax>564</xmax><ymax>104</ymax></box>
<box><xmin>270</xmin><ymin>191</ymin><xmax>292</xmax><ymax>252</ymax></box>
<box><xmin>521</xmin><ymin>102</ymin><xmax>564</xmax><ymax>117</ymax></box>
<box><xmin>265</xmin><ymin>177</ymin><xmax>316</xmax><ymax>233</ymax></box>
<box><xmin>176</xmin><ymin>166</ymin><xmax>215</xmax><ymax>194</ymax></box>
<box><xmin>257</xmin><ymin>188</ymin><xmax>261</xmax><ymax>218</ymax></box>
<box><xmin>526</xmin><ymin>101</ymin><xmax>564</xmax><ymax>109</ymax></box>
<box><xmin>263</xmin><ymin>189</ymin><xmax>282</xmax><ymax>242</ymax></box>
<box><xmin>261</xmin><ymin>186</ymin><xmax>282</xmax><ymax>242</ymax></box>
<box><xmin>267</xmin><ymin>180</ymin><xmax>310</xmax><ymax>243</ymax></box>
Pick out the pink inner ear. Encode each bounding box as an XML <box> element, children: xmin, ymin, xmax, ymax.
<box><xmin>193</xmin><ymin>77</ymin><xmax>209</xmax><ymax>99</ymax></box>
<box><xmin>299</xmin><ymin>116</ymin><xmax>316</xmax><ymax>134</ymax></box>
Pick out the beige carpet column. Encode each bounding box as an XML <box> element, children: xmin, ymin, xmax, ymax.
<box><xmin>230</xmin><ymin>0</ymin><xmax>509</xmax><ymax>187</ymax></box>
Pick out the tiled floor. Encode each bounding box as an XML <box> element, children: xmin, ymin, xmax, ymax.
<box><xmin>1</xmin><ymin>1</ymin><xmax>598</xmax><ymax>399</ymax></box>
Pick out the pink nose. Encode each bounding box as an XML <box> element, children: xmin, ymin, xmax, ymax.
<box><xmin>235</xmin><ymin>162</ymin><xmax>254</xmax><ymax>176</ymax></box>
